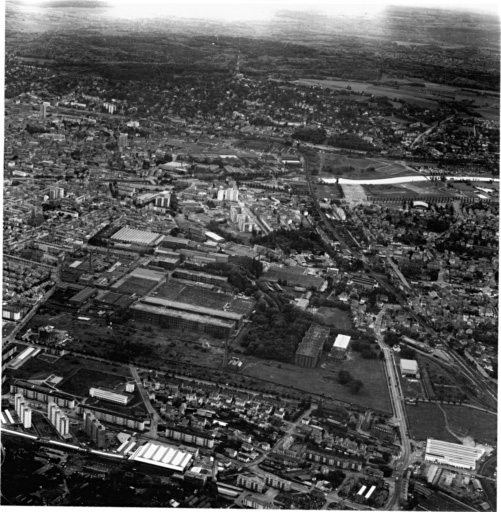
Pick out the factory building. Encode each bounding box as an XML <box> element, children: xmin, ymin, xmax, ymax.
<box><xmin>295</xmin><ymin>324</ymin><xmax>330</xmax><ymax>368</ymax></box>
<box><xmin>425</xmin><ymin>438</ymin><xmax>483</xmax><ymax>470</ymax></box>
<box><xmin>131</xmin><ymin>297</ymin><xmax>241</xmax><ymax>339</ymax></box>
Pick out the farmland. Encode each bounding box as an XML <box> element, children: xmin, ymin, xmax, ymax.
<box><xmin>292</xmin><ymin>78</ymin><xmax>500</xmax><ymax>116</ymax></box>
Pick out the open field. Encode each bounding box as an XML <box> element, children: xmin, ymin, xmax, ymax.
<box><xmin>440</xmin><ymin>405</ymin><xmax>497</xmax><ymax>446</ymax></box>
<box><xmin>293</xmin><ymin>78</ymin><xmax>499</xmax><ymax>116</ymax></box>
<box><xmin>22</xmin><ymin>310</ymin><xmax>228</xmax><ymax>370</ymax></box>
<box><xmin>406</xmin><ymin>403</ymin><xmax>458</xmax><ymax>443</ymax></box>
<box><xmin>406</xmin><ymin>402</ymin><xmax>497</xmax><ymax>445</ymax></box>
<box><xmin>13</xmin><ymin>352</ymin><xmax>132</xmax><ymax>383</ymax></box>
<box><xmin>315</xmin><ymin>307</ymin><xmax>354</xmax><ymax>330</ymax></box>
<box><xmin>318</xmin><ymin>154</ymin><xmax>419</xmax><ymax>180</ymax></box>
<box><xmin>240</xmin><ymin>352</ymin><xmax>391</xmax><ymax>413</ymax></box>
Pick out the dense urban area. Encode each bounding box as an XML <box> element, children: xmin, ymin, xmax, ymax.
<box><xmin>1</xmin><ymin>1</ymin><xmax>499</xmax><ymax>510</ymax></box>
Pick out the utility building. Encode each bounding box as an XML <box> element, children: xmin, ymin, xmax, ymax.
<box><xmin>400</xmin><ymin>359</ymin><xmax>419</xmax><ymax>378</ymax></box>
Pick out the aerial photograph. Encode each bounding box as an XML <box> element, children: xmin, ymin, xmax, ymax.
<box><xmin>0</xmin><ymin>0</ymin><xmax>498</xmax><ymax>509</ymax></box>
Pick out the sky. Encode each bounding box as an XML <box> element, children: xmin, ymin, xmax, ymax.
<box><xmin>108</xmin><ymin>0</ymin><xmax>501</xmax><ymax>20</ymax></box>
<box><xmin>20</xmin><ymin>0</ymin><xmax>501</xmax><ymax>21</ymax></box>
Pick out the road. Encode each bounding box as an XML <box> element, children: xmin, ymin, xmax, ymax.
<box><xmin>374</xmin><ymin>306</ymin><xmax>411</xmax><ymax>510</ymax></box>
<box><xmin>129</xmin><ymin>365</ymin><xmax>160</xmax><ymax>438</ymax></box>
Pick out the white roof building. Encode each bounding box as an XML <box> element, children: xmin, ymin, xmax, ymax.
<box><xmin>333</xmin><ymin>334</ymin><xmax>351</xmax><ymax>350</ymax></box>
<box><xmin>425</xmin><ymin>438</ymin><xmax>484</xmax><ymax>470</ymax></box>
<box><xmin>400</xmin><ymin>359</ymin><xmax>418</xmax><ymax>375</ymax></box>
<box><xmin>129</xmin><ymin>441</ymin><xmax>193</xmax><ymax>472</ymax></box>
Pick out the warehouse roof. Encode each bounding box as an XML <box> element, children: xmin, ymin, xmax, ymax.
<box><xmin>131</xmin><ymin>302</ymin><xmax>236</xmax><ymax>328</ymax></box>
<box><xmin>139</xmin><ymin>296</ymin><xmax>243</xmax><ymax>321</ymax></box>
<box><xmin>128</xmin><ymin>441</ymin><xmax>193</xmax><ymax>472</ymax></box>
<box><xmin>111</xmin><ymin>227</ymin><xmax>164</xmax><ymax>246</ymax></box>
<box><xmin>425</xmin><ymin>438</ymin><xmax>483</xmax><ymax>469</ymax></box>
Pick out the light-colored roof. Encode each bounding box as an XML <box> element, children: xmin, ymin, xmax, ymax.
<box><xmin>425</xmin><ymin>438</ymin><xmax>483</xmax><ymax>469</ymax></box>
<box><xmin>129</xmin><ymin>441</ymin><xmax>193</xmax><ymax>472</ymax></box>
<box><xmin>111</xmin><ymin>227</ymin><xmax>164</xmax><ymax>246</ymax></box>
<box><xmin>400</xmin><ymin>359</ymin><xmax>418</xmax><ymax>372</ymax></box>
<box><xmin>333</xmin><ymin>334</ymin><xmax>351</xmax><ymax>350</ymax></box>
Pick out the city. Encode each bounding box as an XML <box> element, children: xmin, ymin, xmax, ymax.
<box><xmin>1</xmin><ymin>0</ymin><xmax>499</xmax><ymax>510</ymax></box>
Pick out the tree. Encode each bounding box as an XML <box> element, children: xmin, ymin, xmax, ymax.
<box><xmin>338</xmin><ymin>370</ymin><xmax>352</xmax><ymax>385</ymax></box>
<box><xmin>348</xmin><ymin>379</ymin><xmax>363</xmax><ymax>394</ymax></box>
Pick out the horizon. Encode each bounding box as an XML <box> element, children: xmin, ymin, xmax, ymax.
<box><xmin>13</xmin><ymin>0</ymin><xmax>501</xmax><ymax>21</ymax></box>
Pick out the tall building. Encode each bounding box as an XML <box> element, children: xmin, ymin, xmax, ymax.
<box><xmin>15</xmin><ymin>393</ymin><xmax>32</xmax><ymax>429</ymax></box>
<box><xmin>83</xmin><ymin>411</ymin><xmax>107</xmax><ymax>448</ymax></box>
<box><xmin>155</xmin><ymin>192</ymin><xmax>171</xmax><ymax>209</ymax></box>
<box><xmin>20</xmin><ymin>404</ymin><xmax>32</xmax><ymax>429</ymax></box>
<box><xmin>118</xmin><ymin>133</ymin><xmax>128</xmax><ymax>151</ymax></box>
<box><xmin>48</xmin><ymin>402</ymin><xmax>70</xmax><ymax>436</ymax></box>
<box><xmin>40</xmin><ymin>104</ymin><xmax>47</xmax><ymax>119</ymax></box>
<box><xmin>48</xmin><ymin>187</ymin><xmax>65</xmax><ymax>200</ymax></box>
<box><xmin>295</xmin><ymin>324</ymin><xmax>330</xmax><ymax>368</ymax></box>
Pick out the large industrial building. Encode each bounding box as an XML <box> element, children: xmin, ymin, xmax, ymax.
<box><xmin>131</xmin><ymin>296</ymin><xmax>244</xmax><ymax>338</ymax></box>
<box><xmin>295</xmin><ymin>324</ymin><xmax>330</xmax><ymax>368</ymax></box>
<box><xmin>111</xmin><ymin>227</ymin><xmax>164</xmax><ymax>247</ymax></box>
<box><xmin>425</xmin><ymin>438</ymin><xmax>484</xmax><ymax>470</ymax></box>
<box><xmin>128</xmin><ymin>441</ymin><xmax>193</xmax><ymax>472</ymax></box>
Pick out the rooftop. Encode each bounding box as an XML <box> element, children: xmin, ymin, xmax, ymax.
<box><xmin>296</xmin><ymin>324</ymin><xmax>330</xmax><ymax>358</ymax></box>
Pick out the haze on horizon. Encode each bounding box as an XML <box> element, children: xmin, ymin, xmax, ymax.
<box><xmin>17</xmin><ymin>0</ymin><xmax>501</xmax><ymax>22</ymax></box>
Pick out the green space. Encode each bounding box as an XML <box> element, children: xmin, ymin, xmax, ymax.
<box><xmin>11</xmin><ymin>352</ymin><xmax>131</xmax><ymax>384</ymax></box>
<box><xmin>416</xmin><ymin>355</ymin><xmax>468</xmax><ymax>403</ymax></box>
<box><xmin>240</xmin><ymin>351</ymin><xmax>391</xmax><ymax>413</ymax></box>
<box><xmin>406</xmin><ymin>402</ymin><xmax>496</xmax><ymax>445</ymax></box>
<box><xmin>440</xmin><ymin>405</ymin><xmax>497</xmax><ymax>446</ymax></box>
<box><xmin>315</xmin><ymin>307</ymin><xmax>353</xmax><ymax>330</ymax></box>
<box><xmin>416</xmin><ymin>490</ymin><xmax>478</xmax><ymax>511</ymax></box>
<box><xmin>406</xmin><ymin>403</ymin><xmax>457</xmax><ymax>443</ymax></box>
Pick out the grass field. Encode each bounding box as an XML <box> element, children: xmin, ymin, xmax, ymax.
<box><xmin>240</xmin><ymin>351</ymin><xmax>391</xmax><ymax>413</ymax></box>
<box><xmin>406</xmin><ymin>403</ymin><xmax>458</xmax><ymax>443</ymax></box>
<box><xmin>406</xmin><ymin>402</ymin><xmax>497</xmax><ymax>445</ymax></box>
<box><xmin>440</xmin><ymin>405</ymin><xmax>497</xmax><ymax>446</ymax></box>
<box><xmin>318</xmin><ymin>154</ymin><xmax>419</xmax><ymax>181</ymax></box>
<box><xmin>315</xmin><ymin>307</ymin><xmax>354</xmax><ymax>330</ymax></box>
